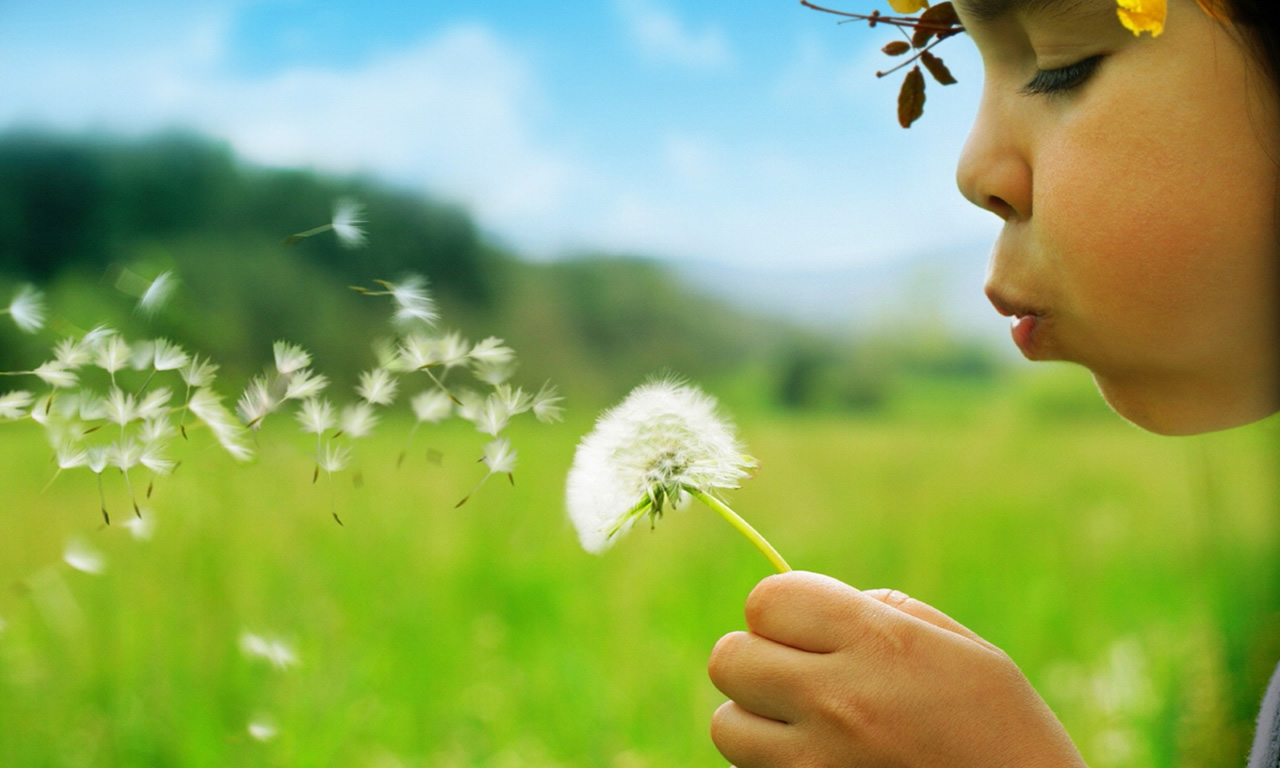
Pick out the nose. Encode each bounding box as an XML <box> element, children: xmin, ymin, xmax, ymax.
<box><xmin>955</xmin><ymin>90</ymin><xmax>1032</xmax><ymax>222</ymax></box>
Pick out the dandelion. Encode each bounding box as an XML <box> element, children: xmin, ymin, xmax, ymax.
<box><xmin>352</xmin><ymin>276</ymin><xmax>438</xmax><ymax>328</ymax></box>
<box><xmin>247</xmin><ymin>718</ymin><xmax>278</xmax><ymax>743</ymax></box>
<box><xmin>339</xmin><ymin>402</ymin><xmax>378</xmax><ymax>439</ymax></box>
<box><xmin>273</xmin><ymin>341</ymin><xmax>311</xmax><ymax>375</ymax></box>
<box><xmin>565</xmin><ymin>379</ymin><xmax>789</xmax><ymax>571</ymax></box>
<box><xmin>237</xmin><ymin>376</ymin><xmax>278</xmax><ymax>429</ymax></box>
<box><xmin>152</xmin><ymin>338</ymin><xmax>189</xmax><ymax>372</ymax></box>
<box><xmin>296</xmin><ymin>397</ymin><xmax>337</xmax><ymax>435</ymax></box>
<box><xmin>316</xmin><ymin>440</ymin><xmax>351</xmax><ymax>524</ymax></box>
<box><xmin>187</xmin><ymin>388</ymin><xmax>254</xmax><ymax>461</ymax></box>
<box><xmin>0</xmin><ymin>391</ymin><xmax>33</xmax><ymax>420</ymax></box>
<box><xmin>123</xmin><ymin>512</ymin><xmax>155</xmax><ymax>541</ymax></box>
<box><xmin>239</xmin><ymin>631</ymin><xmax>300</xmax><ymax>670</ymax></box>
<box><xmin>356</xmin><ymin>368</ymin><xmax>399</xmax><ymax>405</ymax></box>
<box><xmin>180</xmin><ymin>355</ymin><xmax>219</xmax><ymax>388</ymax></box>
<box><xmin>532</xmin><ymin>382</ymin><xmax>565</xmax><ymax>424</ymax></box>
<box><xmin>473</xmin><ymin>396</ymin><xmax>511</xmax><ymax>437</ymax></box>
<box><xmin>456</xmin><ymin>437</ymin><xmax>518</xmax><ymax>507</ymax></box>
<box><xmin>4</xmin><ymin>284</ymin><xmax>46</xmax><ymax>333</ymax></box>
<box><xmin>137</xmin><ymin>387</ymin><xmax>172</xmax><ymax>422</ymax></box>
<box><xmin>282</xmin><ymin>197</ymin><xmax>367</xmax><ymax>248</ymax></box>
<box><xmin>63</xmin><ymin>538</ymin><xmax>106</xmax><ymax>575</ymax></box>
<box><xmin>469</xmin><ymin>337</ymin><xmax>515</xmax><ymax>367</ymax></box>
<box><xmin>283</xmin><ymin>369</ymin><xmax>328</xmax><ymax>401</ymax></box>
<box><xmin>53</xmin><ymin>337</ymin><xmax>92</xmax><ymax>369</ymax></box>
<box><xmin>138</xmin><ymin>271</ymin><xmax>177</xmax><ymax>316</ymax></box>
<box><xmin>33</xmin><ymin>361</ymin><xmax>78</xmax><ymax>389</ymax></box>
<box><xmin>105</xmin><ymin>387</ymin><xmax>139</xmax><ymax>426</ymax></box>
<box><xmin>411</xmin><ymin>390</ymin><xmax>453</xmax><ymax>424</ymax></box>
<box><xmin>96</xmin><ymin>335</ymin><xmax>132</xmax><ymax>378</ymax></box>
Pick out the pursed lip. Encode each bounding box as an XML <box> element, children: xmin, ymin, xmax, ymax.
<box><xmin>985</xmin><ymin>288</ymin><xmax>1049</xmax><ymax>359</ymax></box>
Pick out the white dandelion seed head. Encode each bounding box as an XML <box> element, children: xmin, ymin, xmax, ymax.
<box><xmin>356</xmin><ymin>368</ymin><xmax>398</xmax><ymax>406</ymax></box>
<box><xmin>340</xmin><ymin>402</ymin><xmax>379</xmax><ymax>439</ymax></box>
<box><xmin>180</xmin><ymin>355</ymin><xmax>219</xmax><ymax>388</ymax></box>
<box><xmin>63</xmin><ymin>538</ymin><xmax>106</xmax><ymax>575</ymax></box>
<box><xmin>0</xmin><ymin>390</ymin><xmax>34</xmax><ymax>420</ymax></box>
<box><xmin>95</xmin><ymin>335</ymin><xmax>132</xmax><ymax>375</ymax></box>
<box><xmin>33</xmin><ymin>361</ymin><xmax>78</xmax><ymax>389</ymax></box>
<box><xmin>317</xmin><ymin>440</ymin><xmax>351</xmax><ymax>473</ymax></box>
<box><xmin>7</xmin><ymin>284</ymin><xmax>46</xmax><ymax>333</ymax></box>
<box><xmin>565</xmin><ymin>379</ymin><xmax>756</xmax><ymax>554</ymax></box>
<box><xmin>239</xmin><ymin>631</ymin><xmax>300</xmax><ymax>670</ymax></box>
<box><xmin>247</xmin><ymin>718</ymin><xmax>278</xmax><ymax>743</ymax></box>
<box><xmin>152</xmin><ymin>338</ymin><xmax>189</xmax><ymax>372</ymax></box>
<box><xmin>386</xmin><ymin>275</ymin><xmax>438</xmax><ymax>329</ymax></box>
<box><xmin>123</xmin><ymin>512</ymin><xmax>156</xmax><ymax>541</ymax></box>
<box><xmin>272</xmin><ymin>341</ymin><xmax>311</xmax><ymax>376</ymax></box>
<box><xmin>296</xmin><ymin>397</ymin><xmax>337</xmax><ymax>435</ymax></box>
<box><xmin>188</xmin><ymin>388</ymin><xmax>254</xmax><ymax>461</ymax></box>
<box><xmin>410</xmin><ymin>390</ymin><xmax>453</xmax><ymax>424</ymax></box>
<box><xmin>331</xmin><ymin>197</ymin><xmax>367</xmax><ymax>248</ymax></box>
<box><xmin>283</xmin><ymin>369</ymin><xmax>328</xmax><ymax>401</ymax></box>
<box><xmin>138</xmin><ymin>271</ymin><xmax>177</xmax><ymax>316</ymax></box>
<box><xmin>483</xmin><ymin>437</ymin><xmax>517</xmax><ymax>475</ymax></box>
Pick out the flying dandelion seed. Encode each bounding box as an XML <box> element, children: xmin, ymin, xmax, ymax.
<box><xmin>0</xmin><ymin>391</ymin><xmax>33</xmax><ymax>420</ymax></box>
<box><xmin>283</xmin><ymin>369</ymin><xmax>328</xmax><ymax>401</ymax></box>
<box><xmin>239</xmin><ymin>631</ymin><xmax>300</xmax><ymax>670</ymax></box>
<box><xmin>565</xmin><ymin>378</ymin><xmax>789</xmax><ymax>571</ymax></box>
<box><xmin>273</xmin><ymin>341</ymin><xmax>311</xmax><ymax>375</ymax></box>
<box><xmin>456</xmin><ymin>437</ymin><xmax>518</xmax><ymax>507</ymax></box>
<box><xmin>137</xmin><ymin>271</ymin><xmax>177</xmax><ymax>317</ymax></box>
<box><xmin>63</xmin><ymin>538</ymin><xmax>106</xmax><ymax>575</ymax></box>
<box><xmin>247</xmin><ymin>718</ymin><xmax>279</xmax><ymax>742</ymax></box>
<box><xmin>123</xmin><ymin>512</ymin><xmax>156</xmax><ymax>541</ymax></box>
<box><xmin>282</xmin><ymin>197</ymin><xmax>367</xmax><ymax>248</ymax></box>
<box><xmin>4</xmin><ymin>284</ymin><xmax>46</xmax><ymax>333</ymax></box>
<box><xmin>356</xmin><ymin>368</ymin><xmax>399</xmax><ymax>406</ymax></box>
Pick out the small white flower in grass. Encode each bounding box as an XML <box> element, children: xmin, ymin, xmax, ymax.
<box><xmin>0</xmin><ymin>391</ymin><xmax>33</xmax><ymax>420</ymax></box>
<box><xmin>138</xmin><ymin>271</ymin><xmax>177</xmax><ymax>317</ymax></box>
<box><xmin>296</xmin><ymin>397</ymin><xmax>336</xmax><ymax>435</ymax></box>
<box><xmin>5</xmin><ymin>284</ymin><xmax>46</xmax><ymax>333</ymax></box>
<box><xmin>565</xmin><ymin>379</ymin><xmax>790</xmax><ymax>571</ymax></box>
<box><xmin>411</xmin><ymin>390</ymin><xmax>453</xmax><ymax>424</ymax></box>
<box><xmin>532</xmin><ymin>382</ymin><xmax>565</xmax><ymax>424</ymax></box>
<box><xmin>188</xmin><ymin>388</ymin><xmax>254</xmax><ymax>461</ymax></box>
<box><xmin>152</xmin><ymin>339</ymin><xmax>189</xmax><ymax>372</ymax></box>
<box><xmin>283</xmin><ymin>369</ymin><xmax>328</xmax><ymax>401</ymax></box>
<box><xmin>273</xmin><ymin>341</ymin><xmax>311</xmax><ymax>375</ymax></box>
<box><xmin>331</xmin><ymin>197</ymin><xmax>367</xmax><ymax>248</ymax></box>
<box><xmin>340</xmin><ymin>402</ymin><xmax>378</xmax><ymax>438</ymax></box>
<box><xmin>180</xmin><ymin>355</ymin><xmax>219</xmax><ymax>388</ymax></box>
<box><xmin>356</xmin><ymin>368</ymin><xmax>398</xmax><ymax>405</ymax></box>
<box><xmin>96</xmin><ymin>335</ymin><xmax>131</xmax><ymax>376</ymax></box>
<box><xmin>64</xmin><ymin>538</ymin><xmax>105</xmax><ymax>575</ymax></box>
<box><xmin>239</xmin><ymin>631</ymin><xmax>300</xmax><ymax>670</ymax></box>
<box><xmin>34</xmin><ymin>361</ymin><xmax>78</xmax><ymax>389</ymax></box>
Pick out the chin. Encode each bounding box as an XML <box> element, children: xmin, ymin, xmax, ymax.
<box><xmin>1091</xmin><ymin>371</ymin><xmax>1280</xmax><ymax>436</ymax></box>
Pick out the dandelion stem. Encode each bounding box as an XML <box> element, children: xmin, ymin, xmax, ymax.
<box><xmin>687</xmin><ymin>488</ymin><xmax>791</xmax><ymax>573</ymax></box>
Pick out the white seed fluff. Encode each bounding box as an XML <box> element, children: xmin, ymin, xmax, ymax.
<box><xmin>565</xmin><ymin>379</ymin><xmax>755</xmax><ymax>554</ymax></box>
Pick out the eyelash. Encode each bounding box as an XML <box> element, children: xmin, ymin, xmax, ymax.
<box><xmin>1020</xmin><ymin>55</ymin><xmax>1105</xmax><ymax>96</ymax></box>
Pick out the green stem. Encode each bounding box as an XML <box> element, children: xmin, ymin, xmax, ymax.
<box><xmin>687</xmin><ymin>488</ymin><xmax>791</xmax><ymax>573</ymax></box>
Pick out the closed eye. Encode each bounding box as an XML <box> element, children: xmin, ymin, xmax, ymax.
<box><xmin>1020</xmin><ymin>54</ymin><xmax>1104</xmax><ymax>96</ymax></box>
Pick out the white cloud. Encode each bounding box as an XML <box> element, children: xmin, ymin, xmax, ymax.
<box><xmin>615</xmin><ymin>0</ymin><xmax>731</xmax><ymax>70</ymax></box>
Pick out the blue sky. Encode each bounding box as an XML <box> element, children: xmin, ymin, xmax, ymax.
<box><xmin>0</xmin><ymin>0</ymin><xmax>999</xmax><ymax>272</ymax></box>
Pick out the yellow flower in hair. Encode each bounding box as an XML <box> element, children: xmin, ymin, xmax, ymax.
<box><xmin>1116</xmin><ymin>0</ymin><xmax>1166</xmax><ymax>36</ymax></box>
<box><xmin>887</xmin><ymin>0</ymin><xmax>929</xmax><ymax>13</ymax></box>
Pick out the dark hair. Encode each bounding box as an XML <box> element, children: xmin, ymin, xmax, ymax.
<box><xmin>1224</xmin><ymin>0</ymin><xmax>1280</xmax><ymax>91</ymax></box>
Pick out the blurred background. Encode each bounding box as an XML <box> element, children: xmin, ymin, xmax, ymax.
<box><xmin>1</xmin><ymin>1</ymin><xmax>1277</xmax><ymax>766</ymax></box>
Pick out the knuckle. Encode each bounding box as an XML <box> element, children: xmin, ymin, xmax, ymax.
<box><xmin>743</xmin><ymin>573</ymin><xmax>788</xmax><ymax>626</ymax></box>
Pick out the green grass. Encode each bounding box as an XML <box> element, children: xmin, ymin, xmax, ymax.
<box><xmin>1</xmin><ymin>369</ymin><xmax>1277</xmax><ymax>767</ymax></box>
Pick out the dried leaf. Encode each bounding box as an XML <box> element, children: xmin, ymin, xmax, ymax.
<box><xmin>898</xmin><ymin>67</ymin><xmax>926</xmax><ymax>128</ymax></box>
<box><xmin>882</xmin><ymin>40</ymin><xmax>911</xmax><ymax>56</ymax></box>
<box><xmin>912</xmin><ymin>2</ymin><xmax>961</xmax><ymax>47</ymax></box>
<box><xmin>920</xmin><ymin>51</ymin><xmax>957</xmax><ymax>85</ymax></box>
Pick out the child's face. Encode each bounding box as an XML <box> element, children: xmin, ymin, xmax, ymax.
<box><xmin>954</xmin><ymin>0</ymin><xmax>1280</xmax><ymax>434</ymax></box>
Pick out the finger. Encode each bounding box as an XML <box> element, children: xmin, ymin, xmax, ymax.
<box><xmin>708</xmin><ymin>631</ymin><xmax>814</xmax><ymax>724</ymax></box>
<box><xmin>744</xmin><ymin>570</ymin><xmax>882</xmax><ymax>653</ymax></box>
<box><xmin>862</xmin><ymin>588</ymin><xmax>996</xmax><ymax>650</ymax></box>
<box><xmin>709</xmin><ymin>700</ymin><xmax>794</xmax><ymax>768</ymax></box>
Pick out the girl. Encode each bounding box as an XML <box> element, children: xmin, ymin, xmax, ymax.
<box><xmin>707</xmin><ymin>0</ymin><xmax>1279</xmax><ymax>765</ymax></box>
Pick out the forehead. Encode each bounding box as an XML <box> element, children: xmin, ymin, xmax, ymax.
<box><xmin>954</xmin><ymin>0</ymin><xmax>1094</xmax><ymax>24</ymax></box>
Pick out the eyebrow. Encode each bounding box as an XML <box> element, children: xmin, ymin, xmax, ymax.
<box><xmin>955</xmin><ymin>0</ymin><xmax>1091</xmax><ymax>24</ymax></box>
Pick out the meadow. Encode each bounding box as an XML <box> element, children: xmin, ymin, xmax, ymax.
<box><xmin>0</xmin><ymin>365</ymin><xmax>1276</xmax><ymax>768</ymax></box>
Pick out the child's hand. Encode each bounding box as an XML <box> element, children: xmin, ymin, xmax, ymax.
<box><xmin>707</xmin><ymin>571</ymin><xmax>1087</xmax><ymax>767</ymax></box>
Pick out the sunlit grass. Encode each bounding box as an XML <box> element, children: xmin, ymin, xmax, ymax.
<box><xmin>1</xmin><ymin>370</ymin><xmax>1276</xmax><ymax>767</ymax></box>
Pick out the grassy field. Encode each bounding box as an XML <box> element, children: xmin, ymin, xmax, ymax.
<box><xmin>0</xmin><ymin>367</ymin><xmax>1277</xmax><ymax>767</ymax></box>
